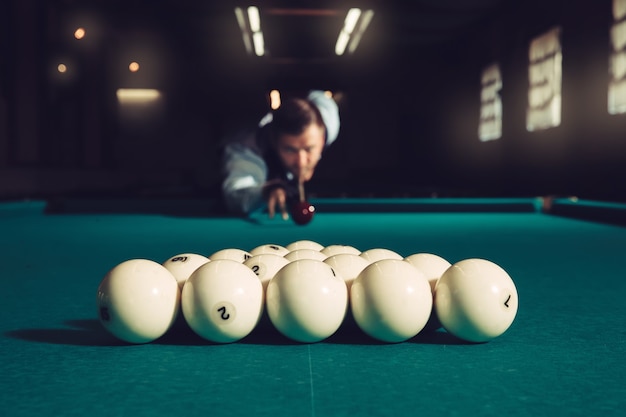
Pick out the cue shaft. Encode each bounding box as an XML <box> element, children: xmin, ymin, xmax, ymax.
<box><xmin>298</xmin><ymin>181</ymin><xmax>305</xmax><ymax>202</ymax></box>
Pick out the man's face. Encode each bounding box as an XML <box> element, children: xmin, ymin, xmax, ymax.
<box><xmin>274</xmin><ymin>123</ymin><xmax>325</xmax><ymax>182</ymax></box>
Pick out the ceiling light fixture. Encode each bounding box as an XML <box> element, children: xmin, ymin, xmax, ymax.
<box><xmin>234</xmin><ymin>8</ymin><xmax>253</xmax><ymax>55</ymax></box>
<box><xmin>234</xmin><ymin>6</ymin><xmax>265</xmax><ymax>56</ymax></box>
<box><xmin>248</xmin><ymin>6</ymin><xmax>261</xmax><ymax>33</ymax></box>
<box><xmin>348</xmin><ymin>10</ymin><xmax>374</xmax><ymax>54</ymax></box>
<box><xmin>116</xmin><ymin>89</ymin><xmax>162</xmax><ymax>104</ymax></box>
<box><xmin>335</xmin><ymin>8</ymin><xmax>374</xmax><ymax>56</ymax></box>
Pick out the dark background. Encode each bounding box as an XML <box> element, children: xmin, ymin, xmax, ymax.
<box><xmin>1</xmin><ymin>0</ymin><xmax>624</xmax><ymax>202</ymax></box>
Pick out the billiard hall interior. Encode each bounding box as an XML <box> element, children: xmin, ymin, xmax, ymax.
<box><xmin>2</xmin><ymin>1</ymin><xmax>626</xmax><ymax>417</ymax></box>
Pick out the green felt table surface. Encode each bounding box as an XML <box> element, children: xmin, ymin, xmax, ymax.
<box><xmin>1</xmin><ymin>198</ymin><xmax>625</xmax><ymax>417</ymax></box>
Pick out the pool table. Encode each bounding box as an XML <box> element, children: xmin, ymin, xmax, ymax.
<box><xmin>2</xmin><ymin>197</ymin><xmax>626</xmax><ymax>417</ymax></box>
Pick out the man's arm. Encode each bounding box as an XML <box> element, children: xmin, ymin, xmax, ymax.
<box><xmin>221</xmin><ymin>142</ymin><xmax>267</xmax><ymax>215</ymax></box>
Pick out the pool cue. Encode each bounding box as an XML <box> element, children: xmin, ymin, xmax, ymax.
<box><xmin>298</xmin><ymin>179</ymin><xmax>305</xmax><ymax>203</ymax></box>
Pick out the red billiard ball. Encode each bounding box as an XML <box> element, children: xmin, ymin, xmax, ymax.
<box><xmin>291</xmin><ymin>201</ymin><xmax>315</xmax><ymax>225</ymax></box>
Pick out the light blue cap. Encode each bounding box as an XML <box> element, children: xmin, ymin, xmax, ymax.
<box><xmin>307</xmin><ymin>90</ymin><xmax>340</xmax><ymax>147</ymax></box>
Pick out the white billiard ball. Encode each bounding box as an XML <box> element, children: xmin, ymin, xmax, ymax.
<box><xmin>243</xmin><ymin>253</ymin><xmax>290</xmax><ymax>292</ymax></box>
<box><xmin>96</xmin><ymin>259</ymin><xmax>180</xmax><ymax>344</ymax></box>
<box><xmin>181</xmin><ymin>259</ymin><xmax>263</xmax><ymax>343</ymax></box>
<box><xmin>323</xmin><ymin>253</ymin><xmax>370</xmax><ymax>292</ymax></box>
<box><xmin>208</xmin><ymin>248</ymin><xmax>253</xmax><ymax>262</ymax></box>
<box><xmin>266</xmin><ymin>259</ymin><xmax>348</xmax><ymax>343</ymax></box>
<box><xmin>249</xmin><ymin>244</ymin><xmax>289</xmax><ymax>257</ymax></box>
<box><xmin>359</xmin><ymin>248</ymin><xmax>403</xmax><ymax>263</ymax></box>
<box><xmin>404</xmin><ymin>253</ymin><xmax>451</xmax><ymax>292</ymax></box>
<box><xmin>285</xmin><ymin>240</ymin><xmax>324</xmax><ymax>252</ymax></box>
<box><xmin>162</xmin><ymin>253</ymin><xmax>210</xmax><ymax>290</ymax></box>
<box><xmin>434</xmin><ymin>258</ymin><xmax>518</xmax><ymax>343</ymax></box>
<box><xmin>350</xmin><ymin>259</ymin><xmax>432</xmax><ymax>343</ymax></box>
<box><xmin>284</xmin><ymin>249</ymin><xmax>328</xmax><ymax>262</ymax></box>
<box><xmin>403</xmin><ymin>253</ymin><xmax>452</xmax><ymax>330</ymax></box>
<box><xmin>321</xmin><ymin>244</ymin><xmax>361</xmax><ymax>257</ymax></box>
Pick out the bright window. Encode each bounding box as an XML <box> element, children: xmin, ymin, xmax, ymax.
<box><xmin>526</xmin><ymin>27</ymin><xmax>562</xmax><ymax>131</ymax></box>
<box><xmin>479</xmin><ymin>63</ymin><xmax>502</xmax><ymax>142</ymax></box>
<box><xmin>609</xmin><ymin>0</ymin><xmax>626</xmax><ymax>114</ymax></box>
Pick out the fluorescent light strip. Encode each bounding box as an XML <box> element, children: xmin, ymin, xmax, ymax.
<box><xmin>234</xmin><ymin>6</ymin><xmax>265</xmax><ymax>56</ymax></box>
<box><xmin>234</xmin><ymin>8</ymin><xmax>253</xmax><ymax>54</ymax></box>
<box><xmin>116</xmin><ymin>88</ymin><xmax>162</xmax><ymax>104</ymax></box>
<box><xmin>248</xmin><ymin>6</ymin><xmax>265</xmax><ymax>56</ymax></box>
<box><xmin>344</xmin><ymin>8</ymin><xmax>361</xmax><ymax>34</ymax></box>
<box><xmin>336</xmin><ymin>8</ymin><xmax>375</xmax><ymax>55</ymax></box>
<box><xmin>336</xmin><ymin>8</ymin><xmax>360</xmax><ymax>56</ymax></box>
<box><xmin>335</xmin><ymin>31</ymin><xmax>350</xmax><ymax>55</ymax></box>
<box><xmin>348</xmin><ymin>10</ymin><xmax>374</xmax><ymax>54</ymax></box>
<box><xmin>253</xmin><ymin>31</ymin><xmax>265</xmax><ymax>56</ymax></box>
<box><xmin>248</xmin><ymin>6</ymin><xmax>261</xmax><ymax>33</ymax></box>
<box><xmin>234</xmin><ymin>7</ymin><xmax>247</xmax><ymax>31</ymax></box>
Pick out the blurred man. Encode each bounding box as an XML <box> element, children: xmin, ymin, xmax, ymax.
<box><xmin>221</xmin><ymin>90</ymin><xmax>340</xmax><ymax>219</ymax></box>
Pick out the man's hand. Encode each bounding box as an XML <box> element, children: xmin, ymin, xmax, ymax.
<box><xmin>267</xmin><ymin>187</ymin><xmax>288</xmax><ymax>220</ymax></box>
<box><xmin>265</xmin><ymin>185</ymin><xmax>289</xmax><ymax>220</ymax></box>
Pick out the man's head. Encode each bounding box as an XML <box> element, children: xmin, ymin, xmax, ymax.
<box><xmin>270</xmin><ymin>98</ymin><xmax>326</xmax><ymax>183</ymax></box>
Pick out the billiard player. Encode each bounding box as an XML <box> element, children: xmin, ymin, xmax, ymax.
<box><xmin>221</xmin><ymin>90</ymin><xmax>340</xmax><ymax>221</ymax></box>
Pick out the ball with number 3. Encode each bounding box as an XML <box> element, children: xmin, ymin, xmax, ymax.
<box><xmin>181</xmin><ymin>259</ymin><xmax>263</xmax><ymax>343</ymax></box>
